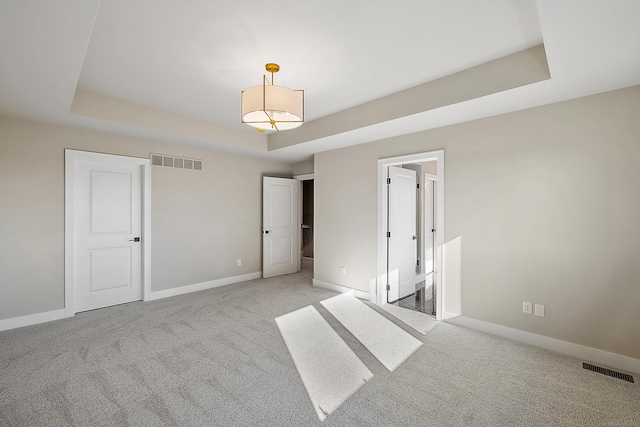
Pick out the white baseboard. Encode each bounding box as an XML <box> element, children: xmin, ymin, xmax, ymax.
<box><xmin>149</xmin><ymin>271</ymin><xmax>262</xmax><ymax>301</ymax></box>
<box><xmin>312</xmin><ymin>279</ymin><xmax>370</xmax><ymax>300</ymax></box>
<box><xmin>0</xmin><ymin>273</ymin><xmax>262</xmax><ymax>332</ymax></box>
<box><xmin>0</xmin><ymin>309</ymin><xmax>67</xmax><ymax>332</ymax></box>
<box><xmin>442</xmin><ymin>311</ymin><xmax>460</xmax><ymax>320</ymax></box>
<box><xmin>445</xmin><ymin>315</ymin><xmax>640</xmax><ymax>375</ymax></box>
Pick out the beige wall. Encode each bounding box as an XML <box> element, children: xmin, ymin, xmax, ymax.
<box><xmin>0</xmin><ymin>117</ymin><xmax>291</xmax><ymax>320</ymax></box>
<box><xmin>292</xmin><ymin>158</ymin><xmax>314</xmax><ymax>176</ymax></box>
<box><xmin>315</xmin><ymin>85</ymin><xmax>640</xmax><ymax>359</ymax></box>
<box><xmin>422</xmin><ymin>160</ymin><xmax>437</xmax><ymax>175</ymax></box>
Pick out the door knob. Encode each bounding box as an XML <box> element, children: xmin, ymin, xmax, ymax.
<box><xmin>129</xmin><ymin>237</ymin><xmax>140</xmax><ymax>242</ymax></box>
<box><xmin>264</xmin><ymin>230</ymin><xmax>270</xmax><ymax>234</ymax></box>
<box><xmin>412</xmin><ymin>235</ymin><xmax>418</xmax><ymax>240</ymax></box>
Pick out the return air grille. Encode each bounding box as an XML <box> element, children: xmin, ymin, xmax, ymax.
<box><xmin>583</xmin><ymin>362</ymin><xmax>634</xmax><ymax>383</ymax></box>
<box><xmin>150</xmin><ymin>154</ymin><xmax>202</xmax><ymax>171</ymax></box>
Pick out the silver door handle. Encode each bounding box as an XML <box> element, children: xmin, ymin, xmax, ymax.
<box><xmin>129</xmin><ymin>237</ymin><xmax>140</xmax><ymax>242</ymax></box>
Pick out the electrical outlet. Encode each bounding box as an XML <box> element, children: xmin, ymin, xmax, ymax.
<box><xmin>341</xmin><ymin>267</ymin><xmax>346</xmax><ymax>276</ymax></box>
<box><xmin>237</xmin><ymin>259</ymin><xmax>241</xmax><ymax>266</ymax></box>
<box><xmin>535</xmin><ymin>304</ymin><xmax>545</xmax><ymax>317</ymax></box>
<box><xmin>523</xmin><ymin>301</ymin><xmax>532</xmax><ymax>314</ymax></box>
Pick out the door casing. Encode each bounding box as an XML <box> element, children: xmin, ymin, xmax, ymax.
<box><xmin>377</xmin><ymin>150</ymin><xmax>445</xmax><ymax>320</ymax></box>
<box><xmin>64</xmin><ymin>149</ymin><xmax>151</xmax><ymax>317</ymax></box>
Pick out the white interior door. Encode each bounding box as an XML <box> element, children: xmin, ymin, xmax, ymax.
<box><xmin>263</xmin><ymin>177</ymin><xmax>300</xmax><ymax>278</ymax></box>
<box><xmin>387</xmin><ymin>166</ymin><xmax>417</xmax><ymax>302</ymax></box>
<box><xmin>73</xmin><ymin>157</ymin><xmax>144</xmax><ymax>312</ymax></box>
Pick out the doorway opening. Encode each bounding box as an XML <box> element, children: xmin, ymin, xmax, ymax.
<box><xmin>301</xmin><ymin>179</ymin><xmax>314</xmax><ymax>259</ymax></box>
<box><xmin>389</xmin><ymin>163</ymin><xmax>437</xmax><ymax>316</ymax></box>
<box><xmin>295</xmin><ymin>173</ymin><xmax>314</xmax><ymax>275</ymax></box>
<box><xmin>377</xmin><ymin>150</ymin><xmax>444</xmax><ymax>320</ymax></box>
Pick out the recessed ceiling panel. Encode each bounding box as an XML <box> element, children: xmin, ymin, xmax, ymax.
<box><xmin>77</xmin><ymin>0</ymin><xmax>543</xmax><ymax>129</ymax></box>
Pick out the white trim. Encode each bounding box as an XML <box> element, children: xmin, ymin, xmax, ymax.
<box><xmin>293</xmin><ymin>173</ymin><xmax>314</xmax><ymax>180</ymax></box>
<box><xmin>0</xmin><ymin>309</ymin><xmax>66</xmax><ymax>332</ymax></box>
<box><xmin>0</xmin><ymin>272</ymin><xmax>261</xmax><ymax>331</ymax></box>
<box><xmin>446</xmin><ymin>316</ymin><xmax>640</xmax><ymax>375</ymax></box>
<box><xmin>312</xmin><ymin>279</ymin><xmax>370</xmax><ymax>300</ymax></box>
<box><xmin>65</xmin><ymin>149</ymin><xmax>152</xmax><ymax>317</ymax></box>
<box><xmin>142</xmin><ymin>157</ymin><xmax>152</xmax><ymax>302</ymax></box>
<box><xmin>442</xmin><ymin>311</ymin><xmax>460</xmax><ymax>320</ymax></box>
<box><xmin>149</xmin><ymin>272</ymin><xmax>262</xmax><ymax>301</ymax></box>
<box><xmin>377</xmin><ymin>150</ymin><xmax>445</xmax><ymax>320</ymax></box>
<box><xmin>424</xmin><ymin>172</ymin><xmax>438</xmax><ymax>181</ymax></box>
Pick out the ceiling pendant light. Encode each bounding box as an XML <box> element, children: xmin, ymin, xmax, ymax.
<box><xmin>241</xmin><ymin>63</ymin><xmax>304</xmax><ymax>131</ymax></box>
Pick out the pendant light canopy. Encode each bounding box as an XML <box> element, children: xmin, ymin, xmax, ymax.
<box><xmin>241</xmin><ymin>63</ymin><xmax>304</xmax><ymax>131</ymax></box>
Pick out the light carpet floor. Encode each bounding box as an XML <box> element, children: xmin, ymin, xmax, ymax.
<box><xmin>1</xmin><ymin>263</ymin><xmax>639</xmax><ymax>426</ymax></box>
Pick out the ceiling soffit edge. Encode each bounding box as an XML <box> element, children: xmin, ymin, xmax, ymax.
<box><xmin>268</xmin><ymin>44</ymin><xmax>550</xmax><ymax>152</ymax></box>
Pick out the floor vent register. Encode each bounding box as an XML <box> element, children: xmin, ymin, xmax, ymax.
<box><xmin>583</xmin><ymin>362</ymin><xmax>634</xmax><ymax>383</ymax></box>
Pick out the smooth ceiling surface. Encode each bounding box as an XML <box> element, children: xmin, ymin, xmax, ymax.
<box><xmin>1</xmin><ymin>1</ymin><xmax>639</xmax><ymax>161</ymax></box>
<box><xmin>77</xmin><ymin>0</ymin><xmax>542</xmax><ymax>127</ymax></box>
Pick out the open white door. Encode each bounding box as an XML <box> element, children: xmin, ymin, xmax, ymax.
<box><xmin>387</xmin><ymin>166</ymin><xmax>417</xmax><ymax>303</ymax></box>
<box><xmin>69</xmin><ymin>152</ymin><xmax>147</xmax><ymax>313</ymax></box>
<box><xmin>263</xmin><ymin>177</ymin><xmax>300</xmax><ymax>278</ymax></box>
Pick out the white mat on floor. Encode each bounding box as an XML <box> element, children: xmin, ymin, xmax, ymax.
<box><xmin>275</xmin><ymin>305</ymin><xmax>373</xmax><ymax>421</ymax></box>
<box><xmin>379</xmin><ymin>303</ymin><xmax>439</xmax><ymax>334</ymax></box>
<box><xmin>320</xmin><ymin>293</ymin><xmax>423</xmax><ymax>371</ymax></box>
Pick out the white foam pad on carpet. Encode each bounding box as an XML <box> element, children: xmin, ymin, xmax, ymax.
<box><xmin>380</xmin><ymin>303</ymin><xmax>439</xmax><ymax>335</ymax></box>
<box><xmin>275</xmin><ymin>305</ymin><xmax>373</xmax><ymax>421</ymax></box>
<box><xmin>320</xmin><ymin>294</ymin><xmax>423</xmax><ymax>371</ymax></box>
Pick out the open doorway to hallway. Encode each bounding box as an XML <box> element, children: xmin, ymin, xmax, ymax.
<box><xmin>387</xmin><ymin>161</ymin><xmax>438</xmax><ymax>316</ymax></box>
<box><xmin>387</xmin><ymin>160</ymin><xmax>438</xmax><ymax>316</ymax></box>
<box><xmin>295</xmin><ymin>174</ymin><xmax>314</xmax><ymax>274</ymax></box>
<box><xmin>377</xmin><ymin>150</ymin><xmax>445</xmax><ymax>321</ymax></box>
<box><xmin>301</xmin><ymin>179</ymin><xmax>314</xmax><ymax>259</ymax></box>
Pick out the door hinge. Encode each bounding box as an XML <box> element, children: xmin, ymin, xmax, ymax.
<box><xmin>386</xmin><ymin>284</ymin><xmax>390</xmax><ymax>291</ymax></box>
<box><xmin>386</xmin><ymin>231</ymin><xmax>391</xmax><ymax>238</ymax></box>
<box><xmin>387</xmin><ymin>178</ymin><xmax>391</xmax><ymax>184</ymax></box>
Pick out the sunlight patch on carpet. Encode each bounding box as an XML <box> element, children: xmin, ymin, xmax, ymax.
<box><xmin>320</xmin><ymin>293</ymin><xmax>422</xmax><ymax>371</ymax></box>
<box><xmin>380</xmin><ymin>303</ymin><xmax>439</xmax><ymax>335</ymax></box>
<box><xmin>275</xmin><ymin>305</ymin><xmax>373</xmax><ymax>421</ymax></box>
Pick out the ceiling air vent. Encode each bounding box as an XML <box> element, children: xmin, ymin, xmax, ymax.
<box><xmin>150</xmin><ymin>154</ymin><xmax>202</xmax><ymax>171</ymax></box>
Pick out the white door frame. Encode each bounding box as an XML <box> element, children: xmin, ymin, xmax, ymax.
<box><xmin>377</xmin><ymin>150</ymin><xmax>445</xmax><ymax>320</ymax></box>
<box><xmin>64</xmin><ymin>149</ymin><xmax>151</xmax><ymax>317</ymax></box>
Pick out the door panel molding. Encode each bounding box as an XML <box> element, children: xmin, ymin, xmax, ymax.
<box><xmin>262</xmin><ymin>177</ymin><xmax>300</xmax><ymax>278</ymax></box>
<box><xmin>65</xmin><ymin>149</ymin><xmax>151</xmax><ymax>317</ymax></box>
<box><xmin>387</xmin><ymin>166</ymin><xmax>418</xmax><ymax>302</ymax></box>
